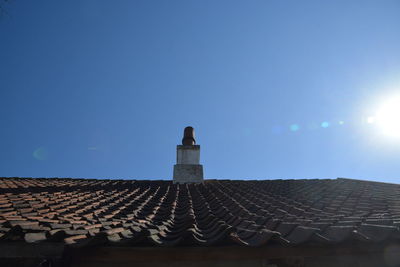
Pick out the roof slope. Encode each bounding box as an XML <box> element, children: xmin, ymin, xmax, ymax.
<box><xmin>1</xmin><ymin>177</ymin><xmax>400</xmax><ymax>247</ymax></box>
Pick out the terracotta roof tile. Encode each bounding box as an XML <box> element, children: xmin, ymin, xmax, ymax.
<box><xmin>1</xmin><ymin>177</ymin><xmax>400</xmax><ymax>247</ymax></box>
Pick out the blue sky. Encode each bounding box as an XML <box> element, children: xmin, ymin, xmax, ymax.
<box><xmin>1</xmin><ymin>0</ymin><xmax>400</xmax><ymax>182</ymax></box>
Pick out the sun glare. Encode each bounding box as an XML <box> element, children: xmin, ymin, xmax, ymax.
<box><xmin>375</xmin><ymin>96</ymin><xmax>400</xmax><ymax>138</ymax></box>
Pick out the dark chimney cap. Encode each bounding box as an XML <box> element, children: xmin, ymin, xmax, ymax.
<box><xmin>182</xmin><ymin>126</ymin><xmax>196</xmax><ymax>145</ymax></box>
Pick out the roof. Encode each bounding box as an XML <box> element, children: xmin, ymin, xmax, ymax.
<box><xmin>1</xmin><ymin>177</ymin><xmax>400</xmax><ymax>247</ymax></box>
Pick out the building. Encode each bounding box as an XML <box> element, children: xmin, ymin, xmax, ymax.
<box><xmin>1</xmin><ymin>128</ymin><xmax>400</xmax><ymax>266</ymax></box>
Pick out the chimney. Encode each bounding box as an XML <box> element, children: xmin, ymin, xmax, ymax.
<box><xmin>173</xmin><ymin>126</ymin><xmax>204</xmax><ymax>184</ymax></box>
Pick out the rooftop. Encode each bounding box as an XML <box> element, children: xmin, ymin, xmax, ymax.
<box><xmin>1</xmin><ymin>177</ymin><xmax>400</xmax><ymax>247</ymax></box>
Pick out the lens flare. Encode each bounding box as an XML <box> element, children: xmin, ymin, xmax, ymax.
<box><xmin>33</xmin><ymin>147</ymin><xmax>48</xmax><ymax>161</ymax></box>
<box><xmin>321</xmin><ymin>121</ymin><xmax>330</xmax><ymax>128</ymax></box>
<box><xmin>290</xmin><ymin>124</ymin><xmax>300</xmax><ymax>132</ymax></box>
<box><xmin>367</xmin><ymin>116</ymin><xmax>375</xmax><ymax>124</ymax></box>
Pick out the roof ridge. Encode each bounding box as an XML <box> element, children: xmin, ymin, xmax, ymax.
<box><xmin>337</xmin><ymin>177</ymin><xmax>400</xmax><ymax>186</ymax></box>
<box><xmin>0</xmin><ymin>177</ymin><xmax>398</xmax><ymax>185</ymax></box>
<box><xmin>0</xmin><ymin>177</ymin><xmax>340</xmax><ymax>182</ymax></box>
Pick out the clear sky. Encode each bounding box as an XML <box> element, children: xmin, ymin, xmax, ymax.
<box><xmin>1</xmin><ymin>0</ymin><xmax>400</xmax><ymax>182</ymax></box>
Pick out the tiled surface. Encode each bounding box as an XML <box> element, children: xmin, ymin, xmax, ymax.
<box><xmin>1</xmin><ymin>177</ymin><xmax>400</xmax><ymax>247</ymax></box>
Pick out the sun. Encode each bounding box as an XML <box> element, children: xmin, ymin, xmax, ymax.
<box><xmin>375</xmin><ymin>96</ymin><xmax>400</xmax><ymax>138</ymax></box>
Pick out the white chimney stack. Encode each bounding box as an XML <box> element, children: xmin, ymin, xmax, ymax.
<box><xmin>173</xmin><ymin>126</ymin><xmax>204</xmax><ymax>183</ymax></box>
